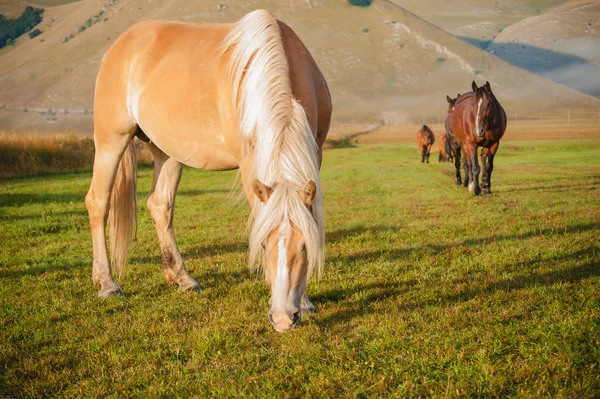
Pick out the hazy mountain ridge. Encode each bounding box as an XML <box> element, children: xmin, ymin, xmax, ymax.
<box><xmin>486</xmin><ymin>0</ymin><xmax>600</xmax><ymax>98</ymax></box>
<box><xmin>1</xmin><ymin>0</ymin><xmax>598</xmax><ymax>132</ymax></box>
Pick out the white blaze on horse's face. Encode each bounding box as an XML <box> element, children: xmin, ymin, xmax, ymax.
<box><xmin>253</xmin><ymin>179</ymin><xmax>316</xmax><ymax>333</ymax></box>
<box><xmin>475</xmin><ymin>97</ymin><xmax>484</xmax><ymax>138</ymax></box>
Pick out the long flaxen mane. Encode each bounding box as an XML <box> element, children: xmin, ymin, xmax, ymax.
<box><xmin>219</xmin><ymin>10</ymin><xmax>325</xmax><ymax>278</ymax></box>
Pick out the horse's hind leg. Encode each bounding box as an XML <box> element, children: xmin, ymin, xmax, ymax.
<box><xmin>462</xmin><ymin>148</ymin><xmax>470</xmax><ymax>188</ymax></box>
<box><xmin>86</xmin><ymin>132</ymin><xmax>133</xmax><ymax>297</ymax></box>
<box><xmin>146</xmin><ymin>143</ymin><xmax>200</xmax><ymax>292</ymax></box>
<box><xmin>454</xmin><ymin>146</ymin><xmax>462</xmax><ymax>185</ymax></box>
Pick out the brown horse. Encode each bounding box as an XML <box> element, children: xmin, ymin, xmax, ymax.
<box><xmin>444</xmin><ymin>94</ymin><xmax>463</xmax><ymax>185</ymax></box>
<box><xmin>438</xmin><ymin>133</ymin><xmax>451</xmax><ymax>162</ymax></box>
<box><xmin>416</xmin><ymin>125</ymin><xmax>435</xmax><ymax>163</ymax></box>
<box><xmin>85</xmin><ymin>10</ymin><xmax>331</xmax><ymax>332</ymax></box>
<box><xmin>450</xmin><ymin>81</ymin><xmax>506</xmax><ymax>195</ymax></box>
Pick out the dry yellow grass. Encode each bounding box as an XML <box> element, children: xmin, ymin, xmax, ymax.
<box><xmin>2</xmin><ymin>122</ymin><xmax>599</xmax><ymax>178</ymax></box>
<box><xmin>0</xmin><ymin>131</ymin><xmax>153</xmax><ymax>178</ymax></box>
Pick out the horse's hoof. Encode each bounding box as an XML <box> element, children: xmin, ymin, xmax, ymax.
<box><xmin>178</xmin><ymin>277</ymin><xmax>201</xmax><ymax>292</ymax></box>
<box><xmin>455</xmin><ymin>180</ymin><xmax>462</xmax><ymax>186</ymax></box>
<box><xmin>98</xmin><ymin>284</ymin><xmax>124</xmax><ymax>298</ymax></box>
<box><xmin>301</xmin><ymin>300</ymin><xmax>316</xmax><ymax>313</ymax></box>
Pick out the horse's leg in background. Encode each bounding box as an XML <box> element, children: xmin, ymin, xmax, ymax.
<box><xmin>438</xmin><ymin>152</ymin><xmax>443</xmax><ymax>162</ymax></box>
<box><xmin>147</xmin><ymin>143</ymin><xmax>200</xmax><ymax>291</ymax></box>
<box><xmin>86</xmin><ymin>133</ymin><xmax>133</xmax><ymax>297</ymax></box>
<box><xmin>481</xmin><ymin>141</ymin><xmax>499</xmax><ymax>194</ymax></box>
<box><xmin>421</xmin><ymin>145</ymin><xmax>426</xmax><ymax>163</ymax></box>
<box><xmin>454</xmin><ymin>145</ymin><xmax>462</xmax><ymax>185</ymax></box>
<box><xmin>426</xmin><ymin>144</ymin><xmax>432</xmax><ymax>163</ymax></box>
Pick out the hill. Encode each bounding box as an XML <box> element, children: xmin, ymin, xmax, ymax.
<box><xmin>1</xmin><ymin>0</ymin><xmax>599</xmax><ymax>132</ymax></box>
<box><xmin>487</xmin><ymin>0</ymin><xmax>600</xmax><ymax>98</ymax></box>
<box><xmin>391</xmin><ymin>0</ymin><xmax>569</xmax><ymax>42</ymax></box>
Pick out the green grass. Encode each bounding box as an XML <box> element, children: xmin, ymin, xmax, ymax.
<box><xmin>1</xmin><ymin>139</ymin><xmax>599</xmax><ymax>397</ymax></box>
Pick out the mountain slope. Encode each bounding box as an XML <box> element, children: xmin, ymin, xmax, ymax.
<box><xmin>391</xmin><ymin>0</ymin><xmax>569</xmax><ymax>42</ymax></box>
<box><xmin>487</xmin><ymin>0</ymin><xmax>600</xmax><ymax>98</ymax></box>
<box><xmin>1</xmin><ymin>0</ymin><xmax>599</xmax><ymax>131</ymax></box>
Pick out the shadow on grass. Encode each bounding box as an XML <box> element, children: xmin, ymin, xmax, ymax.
<box><xmin>0</xmin><ymin>209</ymin><xmax>86</xmax><ymax>222</ymax></box>
<box><xmin>314</xmin><ymin>245</ymin><xmax>599</xmax><ymax>327</ymax></box>
<box><xmin>0</xmin><ymin>260</ymin><xmax>88</xmax><ymax>279</ymax></box>
<box><xmin>498</xmin><ymin>180</ymin><xmax>600</xmax><ymax>194</ymax></box>
<box><xmin>132</xmin><ymin>240</ymin><xmax>248</xmax><ymax>266</ymax></box>
<box><xmin>0</xmin><ymin>193</ymin><xmax>85</xmax><ymax>207</ymax></box>
<box><xmin>327</xmin><ymin>222</ymin><xmax>599</xmax><ymax>262</ymax></box>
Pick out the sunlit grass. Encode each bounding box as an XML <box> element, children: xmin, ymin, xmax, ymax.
<box><xmin>0</xmin><ymin>138</ymin><xmax>599</xmax><ymax>397</ymax></box>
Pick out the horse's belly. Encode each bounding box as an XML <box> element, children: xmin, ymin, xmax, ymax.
<box><xmin>148</xmin><ymin>132</ymin><xmax>239</xmax><ymax>171</ymax></box>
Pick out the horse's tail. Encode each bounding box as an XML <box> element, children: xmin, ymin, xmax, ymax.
<box><xmin>109</xmin><ymin>140</ymin><xmax>137</xmax><ymax>278</ymax></box>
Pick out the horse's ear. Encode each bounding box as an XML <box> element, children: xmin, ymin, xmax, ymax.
<box><xmin>253</xmin><ymin>179</ymin><xmax>272</xmax><ymax>203</ymax></box>
<box><xmin>299</xmin><ymin>180</ymin><xmax>317</xmax><ymax>207</ymax></box>
<box><xmin>446</xmin><ymin>95</ymin><xmax>452</xmax><ymax>103</ymax></box>
<box><xmin>484</xmin><ymin>81</ymin><xmax>492</xmax><ymax>93</ymax></box>
<box><xmin>457</xmin><ymin>93</ymin><xmax>461</xmax><ymax>99</ymax></box>
<box><xmin>472</xmin><ymin>81</ymin><xmax>478</xmax><ymax>93</ymax></box>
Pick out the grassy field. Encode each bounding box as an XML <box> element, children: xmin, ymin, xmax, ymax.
<box><xmin>1</xmin><ymin>137</ymin><xmax>599</xmax><ymax>397</ymax></box>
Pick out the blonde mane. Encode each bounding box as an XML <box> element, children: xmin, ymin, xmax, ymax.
<box><xmin>220</xmin><ymin>10</ymin><xmax>325</xmax><ymax>278</ymax></box>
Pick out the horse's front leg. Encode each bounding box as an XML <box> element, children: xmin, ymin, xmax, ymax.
<box><xmin>426</xmin><ymin>144</ymin><xmax>432</xmax><ymax>163</ymax></box>
<box><xmin>481</xmin><ymin>141</ymin><xmax>499</xmax><ymax>194</ymax></box>
<box><xmin>464</xmin><ymin>144</ymin><xmax>481</xmax><ymax>195</ymax></box>
<box><xmin>147</xmin><ymin>144</ymin><xmax>200</xmax><ymax>292</ymax></box>
<box><xmin>465</xmin><ymin>146</ymin><xmax>481</xmax><ymax>195</ymax></box>
<box><xmin>421</xmin><ymin>146</ymin><xmax>426</xmax><ymax>163</ymax></box>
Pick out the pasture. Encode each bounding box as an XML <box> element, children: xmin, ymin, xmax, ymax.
<box><xmin>1</xmin><ymin>134</ymin><xmax>599</xmax><ymax>397</ymax></box>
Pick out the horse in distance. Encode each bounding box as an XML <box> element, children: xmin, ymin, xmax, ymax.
<box><xmin>438</xmin><ymin>133</ymin><xmax>451</xmax><ymax>163</ymax></box>
<box><xmin>449</xmin><ymin>82</ymin><xmax>506</xmax><ymax>194</ymax></box>
<box><xmin>85</xmin><ymin>10</ymin><xmax>332</xmax><ymax>332</ymax></box>
<box><xmin>445</xmin><ymin>94</ymin><xmax>463</xmax><ymax>185</ymax></box>
<box><xmin>416</xmin><ymin>124</ymin><xmax>435</xmax><ymax>163</ymax></box>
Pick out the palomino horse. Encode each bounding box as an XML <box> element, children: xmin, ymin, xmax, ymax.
<box><xmin>416</xmin><ymin>125</ymin><xmax>435</xmax><ymax>163</ymax></box>
<box><xmin>85</xmin><ymin>10</ymin><xmax>332</xmax><ymax>332</ymax></box>
<box><xmin>444</xmin><ymin>94</ymin><xmax>463</xmax><ymax>185</ymax></box>
<box><xmin>450</xmin><ymin>82</ymin><xmax>506</xmax><ymax>194</ymax></box>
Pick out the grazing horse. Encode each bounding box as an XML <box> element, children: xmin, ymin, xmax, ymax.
<box><xmin>444</xmin><ymin>94</ymin><xmax>463</xmax><ymax>185</ymax></box>
<box><xmin>85</xmin><ymin>10</ymin><xmax>332</xmax><ymax>332</ymax></box>
<box><xmin>416</xmin><ymin>125</ymin><xmax>435</xmax><ymax>163</ymax></box>
<box><xmin>450</xmin><ymin>81</ymin><xmax>506</xmax><ymax>195</ymax></box>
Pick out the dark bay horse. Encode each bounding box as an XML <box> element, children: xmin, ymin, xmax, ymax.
<box><xmin>450</xmin><ymin>81</ymin><xmax>507</xmax><ymax>195</ymax></box>
<box><xmin>416</xmin><ymin>125</ymin><xmax>435</xmax><ymax>163</ymax></box>
<box><xmin>445</xmin><ymin>94</ymin><xmax>463</xmax><ymax>185</ymax></box>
